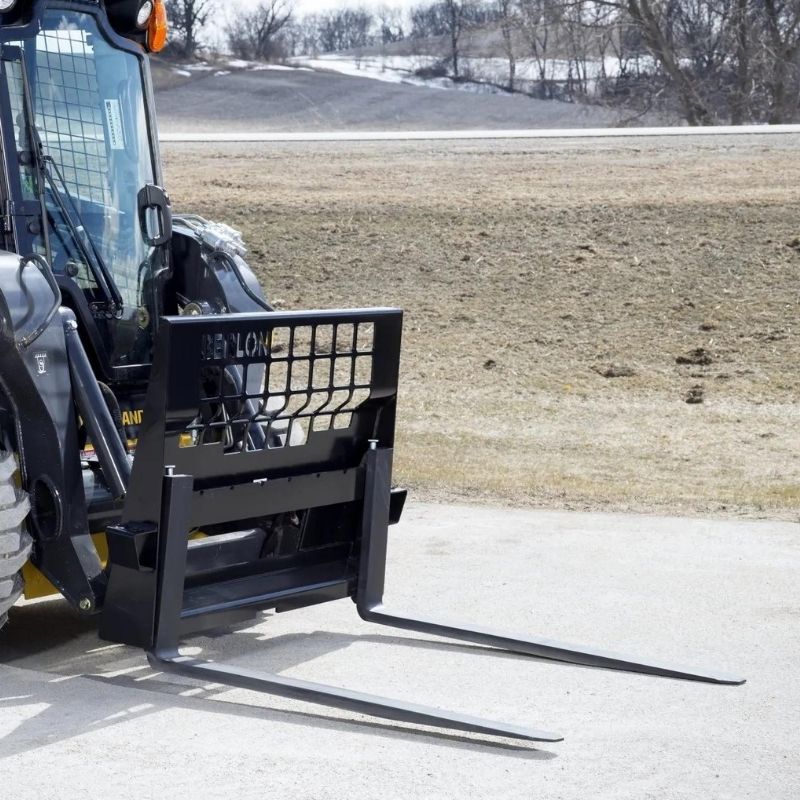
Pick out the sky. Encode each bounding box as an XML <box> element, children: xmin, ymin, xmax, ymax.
<box><xmin>228</xmin><ymin>0</ymin><xmax>421</xmax><ymax>17</ymax></box>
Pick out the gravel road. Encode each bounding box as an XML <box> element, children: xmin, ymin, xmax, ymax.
<box><xmin>1</xmin><ymin>503</ymin><xmax>797</xmax><ymax>799</ymax></box>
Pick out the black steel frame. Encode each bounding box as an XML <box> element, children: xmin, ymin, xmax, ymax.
<box><xmin>100</xmin><ymin>307</ymin><xmax>744</xmax><ymax>743</ymax></box>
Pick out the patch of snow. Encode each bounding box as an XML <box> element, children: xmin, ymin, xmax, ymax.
<box><xmin>214</xmin><ymin>70</ymin><xmax>232</xmax><ymax>77</ymax></box>
<box><xmin>172</xmin><ymin>69</ymin><xmax>192</xmax><ymax>77</ymax></box>
<box><xmin>292</xmin><ymin>53</ymin><xmax>658</xmax><ymax>97</ymax></box>
<box><xmin>227</xmin><ymin>59</ymin><xmax>257</xmax><ymax>69</ymax></box>
<box><xmin>295</xmin><ymin>55</ymin><xmax>512</xmax><ymax>95</ymax></box>
<box><xmin>297</xmin><ymin>57</ymin><xmax>412</xmax><ymax>85</ymax></box>
<box><xmin>250</xmin><ymin>64</ymin><xmax>312</xmax><ymax>72</ymax></box>
<box><xmin>179</xmin><ymin>62</ymin><xmax>215</xmax><ymax>72</ymax></box>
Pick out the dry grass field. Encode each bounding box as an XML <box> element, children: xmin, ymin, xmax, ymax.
<box><xmin>161</xmin><ymin>136</ymin><xmax>800</xmax><ymax>520</ymax></box>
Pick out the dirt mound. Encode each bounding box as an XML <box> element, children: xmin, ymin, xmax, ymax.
<box><xmin>676</xmin><ymin>348</ymin><xmax>713</xmax><ymax>366</ymax></box>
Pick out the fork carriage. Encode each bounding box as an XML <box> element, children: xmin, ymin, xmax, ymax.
<box><xmin>98</xmin><ymin>309</ymin><xmax>743</xmax><ymax>743</ymax></box>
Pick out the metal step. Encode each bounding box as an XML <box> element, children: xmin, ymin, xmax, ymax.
<box><xmin>185</xmin><ymin>529</ymin><xmax>267</xmax><ymax>576</ymax></box>
<box><xmin>181</xmin><ymin>558</ymin><xmax>350</xmax><ymax>619</ymax></box>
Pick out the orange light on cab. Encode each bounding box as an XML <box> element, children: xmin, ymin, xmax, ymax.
<box><xmin>147</xmin><ymin>0</ymin><xmax>168</xmax><ymax>52</ymax></box>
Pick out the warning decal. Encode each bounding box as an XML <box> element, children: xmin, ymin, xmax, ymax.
<box><xmin>104</xmin><ymin>99</ymin><xmax>125</xmax><ymax>150</ymax></box>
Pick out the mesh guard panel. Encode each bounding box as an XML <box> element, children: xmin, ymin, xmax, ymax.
<box><xmin>124</xmin><ymin>309</ymin><xmax>403</xmax><ymax>528</ymax></box>
<box><xmin>187</xmin><ymin>319</ymin><xmax>376</xmax><ymax>452</ymax></box>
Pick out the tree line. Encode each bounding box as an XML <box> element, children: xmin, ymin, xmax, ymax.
<box><xmin>166</xmin><ymin>0</ymin><xmax>800</xmax><ymax>125</ymax></box>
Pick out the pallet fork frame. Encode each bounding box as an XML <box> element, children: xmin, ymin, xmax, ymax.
<box><xmin>101</xmin><ymin>308</ymin><xmax>744</xmax><ymax>743</ymax></box>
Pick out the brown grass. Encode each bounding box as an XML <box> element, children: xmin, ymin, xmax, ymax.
<box><xmin>162</xmin><ymin>137</ymin><xmax>800</xmax><ymax>520</ymax></box>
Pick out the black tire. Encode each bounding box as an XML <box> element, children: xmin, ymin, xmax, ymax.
<box><xmin>0</xmin><ymin>450</ymin><xmax>31</xmax><ymax>630</ymax></box>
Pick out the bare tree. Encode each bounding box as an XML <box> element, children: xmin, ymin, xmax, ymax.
<box><xmin>409</xmin><ymin>1</ymin><xmax>470</xmax><ymax>75</ymax></box>
<box><xmin>762</xmin><ymin>0</ymin><xmax>800</xmax><ymax>122</ymax></box>
<box><xmin>563</xmin><ymin>0</ymin><xmax>591</xmax><ymax>96</ymax></box>
<box><xmin>496</xmin><ymin>0</ymin><xmax>518</xmax><ymax>89</ymax></box>
<box><xmin>516</xmin><ymin>0</ymin><xmax>559</xmax><ymax>96</ymax></box>
<box><xmin>280</xmin><ymin>20</ymin><xmax>304</xmax><ymax>57</ymax></box>
<box><xmin>729</xmin><ymin>0</ymin><xmax>751</xmax><ymax>124</ymax></box>
<box><xmin>443</xmin><ymin>0</ymin><xmax>470</xmax><ymax>78</ymax></box>
<box><xmin>288</xmin><ymin>14</ymin><xmax>325</xmax><ymax>56</ymax></box>
<box><xmin>591</xmin><ymin>0</ymin><xmax>800</xmax><ymax>124</ymax></box>
<box><xmin>377</xmin><ymin>5</ymin><xmax>406</xmax><ymax>45</ymax></box>
<box><xmin>227</xmin><ymin>0</ymin><xmax>294</xmax><ymax>61</ymax></box>
<box><xmin>624</xmin><ymin>1</ymin><xmax>715</xmax><ymax>123</ymax></box>
<box><xmin>314</xmin><ymin>8</ymin><xmax>375</xmax><ymax>52</ymax></box>
<box><xmin>553</xmin><ymin>0</ymin><xmax>722</xmax><ymax>123</ymax></box>
<box><xmin>167</xmin><ymin>0</ymin><xmax>214</xmax><ymax>58</ymax></box>
<box><xmin>410</xmin><ymin>2</ymin><xmax>449</xmax><ymax>37</ymax></box>
<box><xmin>288</xmin><ymin>0</ymin><xmax>800</xmax><ymax>124</ymax></box>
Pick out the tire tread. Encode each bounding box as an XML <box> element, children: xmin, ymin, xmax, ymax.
<box><xmin>0</xmin><ymin>450</ymin><xmax>31</xmax><ymax>631</ymax></box>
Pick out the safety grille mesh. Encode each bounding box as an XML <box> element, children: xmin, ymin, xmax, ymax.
<box><xmin>183</xmin><ymin>321</ymin><xmax>376</xmax><ymax>451</ymax></box>
<box><xmin>34</xmin><ymin>29</ymin><xmax>108</xmax><ymax>205</ymax></box>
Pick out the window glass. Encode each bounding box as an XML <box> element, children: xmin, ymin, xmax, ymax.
<box><xmin>2</xmin><ymin>10</ymin><xmax>159</xmax><ymax>366</ymax></box>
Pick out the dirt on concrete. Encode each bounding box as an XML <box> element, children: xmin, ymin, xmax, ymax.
<box><xmin>161</xmin><ymin>135</ymin><xmax>800</xmax><ymax>520</ymax></box>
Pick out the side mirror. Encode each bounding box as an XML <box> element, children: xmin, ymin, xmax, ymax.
<box><xmin>137</xmin><ymin>184</ymin><xmax>172</xmax><ymax>248</ymax></box>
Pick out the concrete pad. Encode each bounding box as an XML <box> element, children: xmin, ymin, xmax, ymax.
<box><xmin>1</xmin><ymin>502</ymin><xmax>797</xmax><ymax>799</ymax></box>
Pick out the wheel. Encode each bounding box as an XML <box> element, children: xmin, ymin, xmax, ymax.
<box><xmin>0</xmin><ymin>450</ymin><xmax>32</xmax><ymax>630</ymax></box>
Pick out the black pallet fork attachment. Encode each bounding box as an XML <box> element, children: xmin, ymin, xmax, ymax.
<box><xmin>101</xmin><ymin>308</ymin><xmax>744</xmax><ymax>744</ymax></box>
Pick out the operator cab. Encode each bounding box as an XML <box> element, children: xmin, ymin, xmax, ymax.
<box><xmin>0</xmin><ymin>0</ymin><xmax>170</xmax><ymax>378</ymax></box>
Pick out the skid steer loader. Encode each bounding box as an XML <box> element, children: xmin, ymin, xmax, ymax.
<box><xmin>0</xmin><ymin>0</ymin><xmax>743</xmax><ymax>743</ymax></box>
